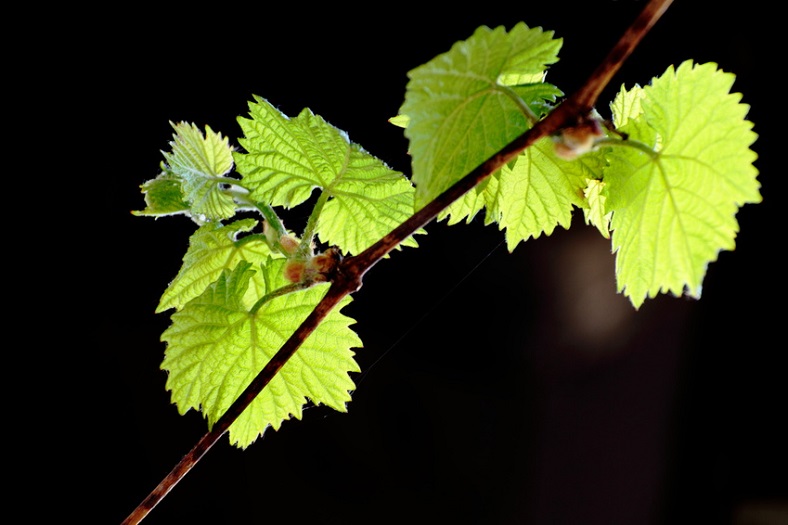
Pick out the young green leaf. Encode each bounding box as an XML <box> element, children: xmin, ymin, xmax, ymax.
<box><xmin>582</xmin><ymin>178</ymin><xmax>612</xmax><ymax>239</ymax></box>
<box><xmin>439</xmin><ymin>138</ymin><xmax>601</xmax><ymax>250</ymax></box>
<box><xmin>235</xmin><ymin>97</ymin><xmax>420</xmax><ymax>254</ymax></box>
<box><xmin>437</xmin><ymin>174</ymin><xmax>497</xmax><ymax>226</ymax></box>
<box><xmin>161</xmin><ymin>258</ymin><xmax>362</xmax><ymax>448</ymax></box>
<box><xmin>604</xmin><ymin>60</ymin><xmax>761</xmax><ymax>308</ymax></box>
<box><xmin>494</xmin><ymin>138</ymin><xmax>592</xmax><ymax>250</ymax></box>
<box><xmin>315</xmin><ymin>153</ymin><xmax>421</xmax><ymax>255</ymax></box>
<box><xmin>138</xmin><ymin>122</ymin><xmax>240</xmax><ymax>221</ymax></box>
<box><xmin>132</xmin><ymin>173</ymin><xmax>192</xmax><ymax>218</ymax></box>
<box><xmin>399</xmin><ymin>22</ymin><xmax>562</xmax><ymax>209</ymax></box>
<box><xmin>156</xmin><ymin>219</ymin><xmax>272</xmax><ymax>313</ymax></box>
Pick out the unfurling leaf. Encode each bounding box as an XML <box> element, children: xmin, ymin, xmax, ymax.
<box><xmin>134</xmin><ymin>122</ymin><xmax>240</xmax><ymax>221</ymax></box>
<box><xmin>132</xmin><ymin>175</ymin><xmax>191</xmax><ymax>218</ymax></box>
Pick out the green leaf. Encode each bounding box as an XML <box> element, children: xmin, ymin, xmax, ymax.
<box><xmin>161</xmin><ymin>258</ymin><xmax>362</xmax><ymax>448</ymax></box>
<box><xmin>604</xmin><ymin>60</ymin><xmax>761</xmax><ymax>308</ymax></box>
<box><xmin>438</xmin><ymin>136</ymin><xmax>604</xmax><ymax>243</ymax></box>
<box><xmin>506</xmin><ymin>81</ymin><xmax>564</xmax><ymax>118</ymax></box>
<box><xmin>157</xmin><ymin>219</ymin><xmax>272</xmax><ymax>313</ymax></box>
<box><xmin>495</xmin><ymin>138</ymin><xmax>591</xmax><ymax>250</ymax></box>
<box><xmin>437</xmin><ymin>175</ymin><xmax>495</xmax><ymax>226</ymax></box>
<box><xmin>399</xmin><ymin>22</ymin><xmax>562</xmax><ymax>209</ymax></box>
<box><xmin>132</xmin><ymin>172</ymin><xmax>192</xmax><ymax>218</ymax></box>
<box><xmin>234</xmin><ymin>98</ymin><xmax>343</xmax><ymax>209</ymax></box>
<box><xmin>389</xmin><ymin>114</ymin><xmax>409</xmax><ymax>128</ymax></box>
<box><xmin>609</xmin><ymin>83</ymin><xmax>644</xmax><ymax>129</ymax></box>
<box><xmin>582</xmin><ymin>179</ymin><xmax>612</xmax><ymax>239</ymax></box>
<box><xmin>156</xmin><ymin>121</ymin><xmax>239</xmax><ymax>221</ymax></box>
<box><xmin>235</xmin><ymin>96</ymin><xmax>421</xmax><ymax>255</ymax></box>
<box><xmin>316</xmin><ymin>150</ymin><xmax>422</xmax><ymax>254</ymax></box>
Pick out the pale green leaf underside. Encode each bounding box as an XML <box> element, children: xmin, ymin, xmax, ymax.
<box><xmin>161</xmin><ymin>259</ymin><xmax>362</xmax><ymax>448</ymax></box>
<box><xmin>605</xmin><ymin>60</ymin><xmax>761</xmax><ymax>308</ymax></box>
<box><xmin>132</xmin><ymin>174</ymin><xmax>191</xmax><ymax>218</ymax></box>
<box><xmin>234</xmin><ymin>96</ymin><xmax>419</xmax><ymax>254</ymax></box>
<box><xmin>437</xmin><ymin>174</ymin><xmax>495</xmax><ymax>226</ymax></box>
<box><xmin>495</xmin><ymin>138</ymin><xmax>592</xmax><ymax>250</ymax></box>
<box><xmin>583</xmin><ymin>179</ymin><xmax>612</xmax><ymax>239</ymax></box>
<box><xmin>160</xmin><ymin>122</ymin><xmax>238</xmax><ymax>221</ymax></box>
<box><xmin>399</xmin><ymin>22</ymin><xmax>562</xmax><ymax>209</ymax></box>
<box><xmin>440</xmin><ymin>138</ymin><xmax>598</xmax><ymax>250</ymax></box>
<box><xmin>157</xmin><ymin>219</ymin><xmax>272</xmax><ymax>313</ymax></box>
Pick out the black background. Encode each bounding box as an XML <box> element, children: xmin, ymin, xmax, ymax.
<box><xmin>51</xmin><ymin>2</ymin><xmax>785</xmax><ymax>524</ymax></box>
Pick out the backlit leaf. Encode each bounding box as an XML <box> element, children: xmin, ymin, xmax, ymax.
<box><xmin>157</xmin><ymin>122</ymin><xmax>239</xmax><ymax>221</ymax></box>
<box><xmin>235</xmin><ymin>97</ymin><xmax>421</xmax><ymax>254</ymax></box>
<box><xmin>399</xmin><ymin>23</ymin><xmax>562</xmax><ymax>209</ymax></box>
<box><xmin>161</xmin><ymin>258</ymin><xmax>362</xmax><ymax>448</ymax></box>
<box><xmin>157</xmin><ymin>219</ymin><xmax>271</xmax><ymax>313</ymax></box>
<box><xmin>604</xmin><ymin>61</ymin><xmax>761</xmax><ymax>308</ymax></box>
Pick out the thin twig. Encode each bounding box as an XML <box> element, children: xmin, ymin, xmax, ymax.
<box><xmin>121</xmin><ymin>1</ymin><xmax>673</xmax><ymax>522</ymax></box>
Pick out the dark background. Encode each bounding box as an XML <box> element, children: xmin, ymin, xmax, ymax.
<box><xmin>53</xmin><ymin>2</ymin><xmax>785</xmax><ymax>524</ymax></box>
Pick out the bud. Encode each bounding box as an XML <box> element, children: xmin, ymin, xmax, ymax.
<box><xmin>553</xmin><ymin>113</ymin><xmax>606</xmax><ymax>160</ymax></box>
<box><xmin>283</xmin><ymin>260</ymin><xmax>306</xmax><ymax>283</ymax></box>
<box><xmin>309</xmin><ymin>247</ymin><xmax>342</xmax><ymax>277</ymax></box>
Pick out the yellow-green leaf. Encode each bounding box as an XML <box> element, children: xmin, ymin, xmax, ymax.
<box><xmin>605</xmin><ymin>61</ymin><xmax>761</xmax><ymax>308</ymax></box>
